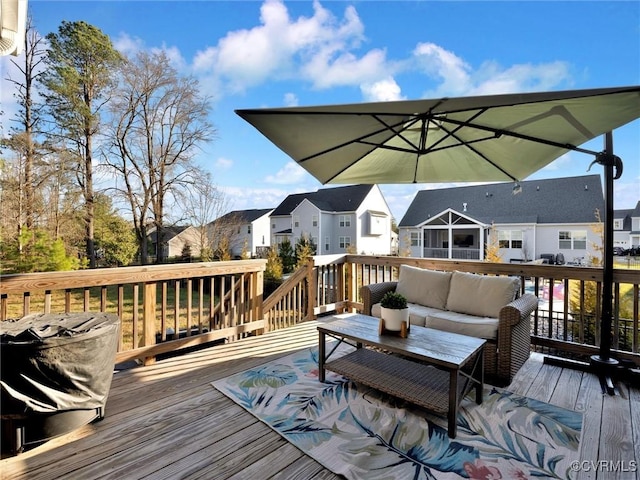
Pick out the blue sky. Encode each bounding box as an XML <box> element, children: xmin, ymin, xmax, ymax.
<box><xmin>2</xmin><ymin>0</ymin><xmax>639</xmax><ymax>221</ymax></box>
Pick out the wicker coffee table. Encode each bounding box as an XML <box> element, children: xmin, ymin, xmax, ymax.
<box><xmin>318</xmin><ymin>313</ymin><xmax>486</xmax><ymax>438</ymax></box>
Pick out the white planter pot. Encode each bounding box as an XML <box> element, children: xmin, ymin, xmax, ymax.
<box><xmin>380</xmin><ymin>307</ymin><xmax>409</xmax><ymax>331</ymax></box>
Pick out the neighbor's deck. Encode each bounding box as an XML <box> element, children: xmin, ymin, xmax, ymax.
<box><xmin>1</xmin><ymin>319</ymin><xmax>639</xmax><ymax>480</ymax></box>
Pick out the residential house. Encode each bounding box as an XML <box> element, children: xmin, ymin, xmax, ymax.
<box><xmin>148</xmin><ymin>225</ymin><xmax>201</xmax><ymax>260</ymax></box>
<box><xmin>614</xmin><ymin>201</ymin><xmax>640</xmax><ymax>250</ymax></box>
<box><xmin>270</xmin><ymin>184</ymin><xmax>393</xmax><ymax>255</ymax></box>
<box><xmin>398</xmin><ymin>175</ymin><xmax>606</xmax><ymax>264</ymax></box>
<box><xmin>209</xmin><ymin>208</ymin><xmax>274</xmax><ymax>258</ymax></box>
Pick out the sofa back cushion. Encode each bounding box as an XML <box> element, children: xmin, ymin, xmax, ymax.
<box><xmin>395</xmin><ymin>265</ymin><xmax>452</xmax><ymax>310</ymax></box>
<box><xmin>445</xmin><ymin>271</ymin><xmax>520</xmax><ymax>318</ymax></box>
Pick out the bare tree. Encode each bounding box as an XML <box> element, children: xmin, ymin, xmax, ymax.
<box><xmin>105</xmin><ymin>50</ymin><xmax>215</xmax><ymax>264</ymax></box>
<box><xmin>179</xmin><ymin>169</ymin><xmax>230</xmax><ymax>261</ymax></box>
<box><xmin>7</xmin><ymin>17</ymin><xmax>45</xmax><ymax>234</ymax></box>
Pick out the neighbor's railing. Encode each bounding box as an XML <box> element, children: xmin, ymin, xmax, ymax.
<box><xmin>0</xmin><ymin>261</ymin><xmax>266</xmax><ymax>365</ymax></box>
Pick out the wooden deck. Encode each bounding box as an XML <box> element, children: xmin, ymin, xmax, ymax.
<box><xmin>2</xmin><ymin>319</ymin><xmax>639</xmax><ymax>480</ymax></box>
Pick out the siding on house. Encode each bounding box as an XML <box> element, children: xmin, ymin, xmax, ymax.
<box><xmin>615</xmin><ymin>201</ymin><xmax>640</xmax><ymax>249</ymax></box>
<box><xmin>399</xmin><ymin>174</ymin><xmax>608</xmax><ymax>263</ymax></box>
<box><xmin>210</xmin><ymin>208</ymin><xmax>274</xmax><ymax>258</ymax></box>
<box><xmin>271</xmin><ymin>184</ymin><xmax>393</xmax><ymax>255</ymax></box>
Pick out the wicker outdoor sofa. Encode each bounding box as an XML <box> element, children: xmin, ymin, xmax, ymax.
<box><xmin>360</xmin><ymin>265</ymin><xmax>539</xmax><ymax>386</ymax></box>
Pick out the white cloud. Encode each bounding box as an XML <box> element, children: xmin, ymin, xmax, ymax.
<box><xmin>413</xmin><ymin>42</ymin><xmax>472</xmax><ymax>96</ymax></box>
<box><xmin>189</xmin><ymin>1</ymin><xmax>573</xmax><ymax>105</ymax></box>
<box><xmin>470</xmin><ymin>61</ymin><xmax>572</xmax><ymax>95</ymax></box>
<box><xmin>192</xmin><ymin>0</ymin><xmax>397</xmax><ymax>98</ymax></box>
<box><xmin>361</xmin><ymin>77</ymin><xmax>405</xmax><ymax>102</ymax></box>
<box><xmin>264</xmin><ymin>161</ymin><xmax>309</xmax><ymax>184</ymax></box>
<box><xmin>413</xmin><ymin>42</ymin><xmax>572</xmax><ymax>98</ymax></box>
<box><xmin>113</xmin><ymin>33</ymin><xmax>144</xmax><ymax>57</ymax></box>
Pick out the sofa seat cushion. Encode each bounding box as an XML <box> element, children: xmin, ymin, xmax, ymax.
<box><xmin>445</xmin><ymin>271</ymin><xmax>520</xmax><ymax>319</ymax></box>
<box><xmin>426</xmin><ymin>310</ymin><xmax>499</xmax><ymax>340</ymax></box>
<box><xmin>395</xmin><ymin>265</ymin><xmax>452</xmax><ymax>310</ymax></box>
<box><xmin>371</xmin><ymin>302</ymin><xmax>442</xmax><ymax>328</ymax></box>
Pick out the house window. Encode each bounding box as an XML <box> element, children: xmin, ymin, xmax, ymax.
<box><xmin>339</xmin><ymin>215</ymin><xmax>351</xmax><ymax>227</ymax></box>
<box><xmin>325</xmin><ymin>236</ymin><xmax>330</xmax><ymax>251</ymax></box>
<box><xmin>272</xmin><ymin>223</ymin><xmax>276</xmax><ymax>229</ymax></box>
<box><xmin>293</xmin><ymin>216</ymin><xmax>300</xmax><ymax>228</ymax></box>
<box><xmin>312</xmin><ymin>215</ymin><xmax>318</xmax><ymax>227</ymax></box>
<box><xmin>247</xmin><ymin>225</ymin><xmax>251</xmax><ymax>234</ymax></box>
<box><xmin>614</xmin><ymin>219</ymin><xmax>623</xmax><ymax>230</ymax></box>
<box><xmin>559</xmin><ymin>230</ymin><xmax>587</xmax><ymax>249</ymax></box>
<box><xmin>498</xmin><ymin>230</ymin><xmax>523</xmax><ymax>248</ymax></box>
<box><xmin>339</xmin><ymin>236</ymin><xmax>351</xmax><ymax>249</ymax></box>
<box><xmin>410</xmin><ymin>231</ymin><xmax>420</xmax><ymax>247</ymax></box>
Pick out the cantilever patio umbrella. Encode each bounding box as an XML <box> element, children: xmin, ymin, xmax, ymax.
<box><xmin>237</xmin><ymin>85</ymin><xmax>640</xmax><ymax>392</ymax></box>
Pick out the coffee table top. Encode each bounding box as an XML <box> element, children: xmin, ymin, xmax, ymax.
<box><xmin>318</xmin><ymin>313</ymin><xmax>486</xmax><ymax>370</ymax></box>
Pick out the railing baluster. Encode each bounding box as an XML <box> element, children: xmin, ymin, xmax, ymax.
<box><xmin>44</xmin><ymin>290</ymin><xmax>52</xmax><ymax>314</ymax></box>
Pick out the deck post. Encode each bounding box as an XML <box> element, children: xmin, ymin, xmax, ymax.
<box><xmin>307</xmin><ymin>258</ymin><xmax>317</xmax><ymax>320</ymax></box>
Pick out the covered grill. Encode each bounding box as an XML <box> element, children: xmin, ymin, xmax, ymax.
<box><xmin>1</xmin><ymin>312</ymin><xmax>120</xmax><ymax>455</ymax></box>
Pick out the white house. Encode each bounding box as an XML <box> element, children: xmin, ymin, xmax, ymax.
<box><xmin>270</xmin><ymin>184</ymin><xmax>393</xmax><ymax>255</ymax></box>
<box><xmin>614</xmin><ymin>201</ymin><xmax>640</xmax><ymax>250</ymax></box>
<box><xmin>209</xmin><ymin>208</ymin><xmax>274</xmax><ymax>258</ymax></box>
<box><xmin>398</xmin><ymin>175</ymin><xmax>607</xmax><ymax>265</ymax></box>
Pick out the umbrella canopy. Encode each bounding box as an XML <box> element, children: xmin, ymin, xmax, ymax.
<box><xmin>236</xmin><ymin>86</ymin><xmax>640</xmax><ymax>185</ymax></box>
<box><xmin>238</xmin><ymin>85</ymin><xmax>640</xmax><ymax>393</ymax></box>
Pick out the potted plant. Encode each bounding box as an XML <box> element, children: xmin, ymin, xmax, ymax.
<box><xmin>379</xmin><ymin>291</ymin><xmax>409</xmax><ymax>332</ymax></box>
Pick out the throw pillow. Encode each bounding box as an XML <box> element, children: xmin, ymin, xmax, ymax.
<box><xmin>395</xmin><ymin>265</ymin><xmax>452</xmax><ymax>310</ymax></box>
<box><xmin>445</xmin><ymin>271</ymin><xmax>520</xmax><ymax>318</ymax></box>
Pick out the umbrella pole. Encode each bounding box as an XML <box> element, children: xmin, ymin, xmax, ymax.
<box><xmin>589</xmin><ymin>131</ymin><xmax>620</xmax><ymax>395</ymax></box>
<box><xmin>545</xmin><ymin>132</ymin><xmax>622</xmax><ymax>395</ymax></box>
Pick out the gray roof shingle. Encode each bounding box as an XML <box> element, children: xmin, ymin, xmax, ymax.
<box><xmin>213</xmin><ymin>208</ymin><xmax>274</xmax><ymax>225</ymax></box>
<box><xmin>399</xmin><ymin>175</ymin><xmax>605</xmax><ymax>227</ymax></box>
<box><xmin>271</xmin><ymin>184</ymin><xmax>374</xmax><ymax>216</ymax></box>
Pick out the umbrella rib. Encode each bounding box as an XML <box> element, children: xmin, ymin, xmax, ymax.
<box><xmin>298</xmin><ymin>115</ymin><xmax>412</xmax><ymax>164</ymax></box>
<box><xmin>440</xmin><ymin>117</ymin><xmax>599</xmax><ymax>156</ymax></box>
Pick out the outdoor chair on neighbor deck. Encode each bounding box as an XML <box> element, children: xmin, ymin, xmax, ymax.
<box><xmin>360</xmin><ymin>265</ymin><xmax>539</xmax><ymax>386</ymax></box>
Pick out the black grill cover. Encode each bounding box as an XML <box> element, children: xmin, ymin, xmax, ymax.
<box><xmin>1</xmin><ymin>313</ymin><xmax>120</xmax><ymax>414</ymax></box>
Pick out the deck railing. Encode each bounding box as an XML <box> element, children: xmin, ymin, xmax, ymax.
<box><xmin>1</xmin><ymin>255</ymin><xmax>638</xmax><ymax>367</ymax></box>
<box><xmin>0</xmin><ymin>261</ymin><xmax>266</xmax><ymax>365</ymax></box>
<box><xmin>343</xmin><ymin>255</ymin><xmax>640</xmax><ymax>366</ymax></box>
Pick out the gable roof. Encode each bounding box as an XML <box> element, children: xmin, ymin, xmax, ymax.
<box><xmin>271</xmin><ymin>184</ymin><xmax>374</xmax><ymax>216</ymax></box>
<box><xmin>148</xmin><ymin>225</ymin><xmax>190</xmax><ymax>243</ymax></box>
<box><xmin>399</xmin><ymin>174</ymin><xmax>605</xmax><ymax>227</ymax></box>
<box><xmin>214</xmin><ymin>208</ymin><xmax>274</xmax><ymax>224</ymax></box>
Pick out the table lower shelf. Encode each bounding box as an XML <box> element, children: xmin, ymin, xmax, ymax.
<box><xmin>325</xmin><ymin>347</ymin><xmax>469</xmax><ymax>415</ymax></box>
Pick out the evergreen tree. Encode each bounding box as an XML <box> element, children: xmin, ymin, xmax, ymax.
<box><xmin>278</xmin><ymin>239</ymin><xmax>296</xmax><ymax>273</ymax></box>
<box><xmin>295</xmin><ymin>234</ymin><xmax>316</xmax><ymax>268</ymax></box>
<box><xmin>41</xmin><ymin>21</ymin><xmax>123</xmax><ymax>268</ymax></box>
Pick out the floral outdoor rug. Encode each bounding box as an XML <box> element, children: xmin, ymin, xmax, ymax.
<box><xmin>212</xmin><ymin>345</ymin><xmax>582</xmax><ymax>479</ymax></box>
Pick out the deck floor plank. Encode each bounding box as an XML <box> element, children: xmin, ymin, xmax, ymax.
<box><xmin>1</xmin><ymin>320</ymin><xmax>638</xmax><ymax>480</ymax></box>
<box><xmin>598</xmin><ymin>381</ymin><xmax>636</xmax><ymax>480</ymax></box>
